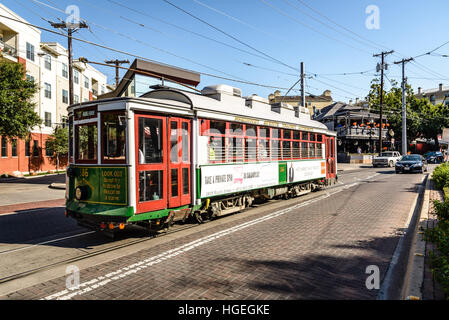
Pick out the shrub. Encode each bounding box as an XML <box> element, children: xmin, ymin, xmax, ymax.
<box><xmin>432</xmin><ymin>163</ymin><xmax>449</xmax><ymax>190</ymax></box>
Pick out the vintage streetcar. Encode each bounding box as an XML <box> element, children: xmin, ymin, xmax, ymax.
<box><xmin>65</xmin><ymin>84</ymin><xmax>337</xmax><ymax>236</ymax></box>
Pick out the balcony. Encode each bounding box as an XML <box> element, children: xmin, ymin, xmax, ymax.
<box><xmin>0</xmin><ymin>38</ymin><xmax>17</xmax><ymax>57</ymax></box>
<box><xmin>337</xmin><ymin>126</ymin><xmax>388</xmax><ymax>139</ymax></box>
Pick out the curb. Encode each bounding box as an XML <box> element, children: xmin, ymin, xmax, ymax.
<box><xmin>49</xmin><ymin>183</ymin><xmax>66</xmax><ymax>190</ymax></box>
<box><xmin>401</xmin><ymin>175</ymin><xmax>431</xmax><ymax>300</ymax></box>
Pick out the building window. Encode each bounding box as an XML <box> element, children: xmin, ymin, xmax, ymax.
<box><xmin>44</xmin><ymin>83</ymin><xmax>52</xmax><ymax>99</ymax></box>
<box><xmin>62</xmin><ymin>89</ymin><xmax>68</xmax><ymax>104</ymax></box>
<box><xmin>44</xmin><ymin>54</ymin><xmax>52</xmax><ymax>70</ymax></box>
<box><xmin>74</xmin><ymin>94</ymin><xmax>79</xmax><ymax>104</ymax></box>
<box><xmin>25</xmin><ymin>140</ymin><xmax>30</xmax><ymax>157</ymax></box>
<box><xmin>1</xmin><ymin>137</ymin><xmax>7</xmax><ymax>157</ymax></box>
<box><xmin>11</xmin><ymin>139</ymin><xmax>17</xmax><ymax>157</ymax></box>
<box><xmin>84</xmin><ymin>76</ymin><xmax>89</xmax><ymax>89</ymax></box>
<box><xmin>74</xmin><ymin>70</ymin><xmax>79</xmax><ymax>84</ymax></box>
<box><xmin>45</xmin><ymin>140</ymin><xmax>53</xmax><ymax>157</ymax></box>
<box><xmin>33</xmin><ymin>140</ymin><xmax>39</xmax><ymax>157</ymax></box>
<box><xmin>101</xmin><ymin>85</ymin><xmax>105</xmax><ymax>95</ymax></box>
<box><xmin>26</xmin><ymin>74</ymin><xmax>35</xmax><ymax>83</ymax></box>
<box><xmin>62</xmin><ymin>63</ymin><xmax>68</xmax><ymax>78</ymax></box>
<box><xmin>45</xmin><ymin>112</ymin><xmax>52</xmax><ymax>127</ymax></box>
<box><xmin>26</xmin><ymin>42</ymin><xmax>35</xmax><ymax>61</ymax></box>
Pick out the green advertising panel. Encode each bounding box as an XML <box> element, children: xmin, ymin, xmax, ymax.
<box><xmin>74</xmin><ymin>167</ymin><xmax>128</xmax><ymax>206</ymax></box>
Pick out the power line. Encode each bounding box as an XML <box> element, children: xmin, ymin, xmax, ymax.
<box><xmin>0</xmin><ymin>13</ymin><xmax>312</xmax><ymax>95</ymax></box>
<box><xmin>161</xmin><ymin>0</ymin><xmax>300</xmax><ymax>72</ymax></box>
<box><xmin>259</xmin><ymin>0</ymin><xmax>372</xmax><ymax>55</ymax></box>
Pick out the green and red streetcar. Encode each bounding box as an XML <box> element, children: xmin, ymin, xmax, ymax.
<box><xmin>65</xmin><ymin>84</ymin><xmax>337</xmax><ymax>236</ymax></box>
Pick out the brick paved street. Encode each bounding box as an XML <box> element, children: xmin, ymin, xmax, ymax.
<box><xmin>1</xmin><ymin>168</ymin><xmax>427</xmax><ymax>300</ymax></box>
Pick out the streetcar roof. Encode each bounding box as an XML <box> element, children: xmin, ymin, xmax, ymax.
<box><xmin>68</xmin><ymin>87</ymin><xmax>335</xmax><ymax>136</ymax></box>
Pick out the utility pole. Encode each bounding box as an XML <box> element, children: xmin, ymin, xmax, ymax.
<box><xmin>105</xmin><ymin>59</ymin><xmax>130</xmax><ymax>87</ymax></box>
<box><xmin>373</xmin><ymin>50</ymin><xmax>394</xmax><ymax>155</ymax></box>
<box><xmin>300</xmin><ymin>62</ymin><xmax>305</xmax><ymax>108</ymax></box>
<box><xmin>49</xmin><ymin>21</ymin><xmax>88</xmax><ymax>105</ymax></box>
<box><xmin>394</xmin><ymin>57</ymin><xmax>414</xmax><ymax>155</ymax></box>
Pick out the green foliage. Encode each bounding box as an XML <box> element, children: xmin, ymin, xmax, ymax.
<box><xmin>46</xmin><ymin>127</ymin><xmax>69</xmax><ymax>156</ymax></box>
<box><xmin>45</xmin><ymin>127</ymin><xmax>68</xmax><ymax>171</ymax></box>
<box><xmin>432</xmin><ymin>163</ymin><xmax>449</xmax><ymax>190</ymax></box>
<box><xmin>0</xmin><ymin>57</ymin><xmax>41</xmax><ymax>139</ymax></box>
<box><xmin>366</xmin><ymin>78</ymin><xmax>449</xmax><ymax>148</ymax></box>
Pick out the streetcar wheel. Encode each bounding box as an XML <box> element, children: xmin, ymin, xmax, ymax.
<box><xmin>194</xmin><ymin>211</ymin><xmax>203</xmax><ymax>224</ymax></box>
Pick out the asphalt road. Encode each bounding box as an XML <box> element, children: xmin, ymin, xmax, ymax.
<box><xmin>0</xmin><ymin>166</ymin><xmax>431</xmax><ymax>299</ymax></box>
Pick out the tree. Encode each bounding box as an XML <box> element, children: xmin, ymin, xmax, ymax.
<box><xmin>366</xmin><ymin>78</ymin><xmax>424</xmax><ymax>148</ymax></box>
<box><xmin>417</xmin><ymin>100</ymin><xmax>449</xmax><ymax>150</ymax></box>
<box><xmin>45</xmin><ymin>126</ymin><xmax>69</xmax><ymax>172</ymax></box>
<box><xmin>0</xmin><ymin>56</ymin><xmax>41</xmax><ymax>139</ymax></box>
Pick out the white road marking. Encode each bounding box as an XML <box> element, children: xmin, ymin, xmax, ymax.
<box><xmin>0</xmin><ymin>231</ymin><xmax>96</xmax><ymax>255</ymax></box>
<box><xmin>44</xmin><ymin>178</ymin><xmax>374</xmax><ymax>300</ymax></box>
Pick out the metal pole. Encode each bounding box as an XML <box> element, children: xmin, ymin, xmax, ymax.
<box><xmin>401</xmin><ymin>62</ymin><xmax>407</xmax><ymax>155</ymax></box>
<box><xmin>379</xmin><ymin>53</ymin><xmax>384</xmax><ymax>154</ymax></box>
<box><xmin>301</xmin><ymin>62</ymin><xmax>305</xmax><ymax>108</ymax></box>
<box><xmin>68</xmin><ymin>28</ymin><xmax>74</xmax><ymax>105</ymax></box>
<box><xmin>394</xmin><ymin>57</ymin><xmax>413</xmax><ymax>155</ymax></box>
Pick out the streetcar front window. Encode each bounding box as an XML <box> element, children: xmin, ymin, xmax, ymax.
<box><xmin>102</xmin><ymin>112</ymin><xmax>126</xmax><ymax>163</ymax></box>
<box><xmin>75</xmin><ymin>123</ymin><xmax>98</xmax><ymax>162</ymax></box>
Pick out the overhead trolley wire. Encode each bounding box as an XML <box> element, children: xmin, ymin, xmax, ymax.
<box><xmin>161</xmin><ymin>0</ymin><xmax>300</xmax><ymax>73</ymax></box>
<box><xmin>0</xmin><ymin>13</ymin><xmax>307</xmax><ymax>95</ymax></box>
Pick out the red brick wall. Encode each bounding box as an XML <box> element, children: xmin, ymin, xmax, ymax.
<box><xmin>0</xmin><ymin>133</ymin><xmax>68</xmax><ymax>176</ymax></box>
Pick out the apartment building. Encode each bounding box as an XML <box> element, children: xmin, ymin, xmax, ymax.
<box><xmin>0</xmin><ymin>3</ymin><xmax>110</xmax><ymax>176</ymax></box>
<box><xmin>416</xmin><ymin>84</ymin><xmax>449</xmax><ymax>106</ymax></box>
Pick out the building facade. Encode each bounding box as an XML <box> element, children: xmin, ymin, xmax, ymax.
<box><xmin>416</xmin><ymin>84</ymin><xmax>449</xmax><ymax>106</ymax></box>
<box><xmin>268</xmin><ymin>90</ymin><xmax>333</xmax><ymax>116</ymax></box>
<box><xmin>0</xmin><ymin>3</ymin><xmax>110</xmax><ymax>176</ymax></box>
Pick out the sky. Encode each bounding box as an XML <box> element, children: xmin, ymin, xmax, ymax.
<box><xmin>3</xmin><ymin>0</ymin><xmax>449</xmax><ymax>103</ymax></box>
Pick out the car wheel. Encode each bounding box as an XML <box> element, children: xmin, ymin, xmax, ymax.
<box><xmin>389</xmin><ymin>161</ymin><xmax>394</xmax><ymax>167</ymax></box>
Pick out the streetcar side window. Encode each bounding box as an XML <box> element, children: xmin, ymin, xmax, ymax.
<box><xmin>75</xmin><ymin>123</ymin><xmax>98</xmax><ymax>163</ymax></box>
<box><xmin>102</xmin><ymin>112</ymin><xmax>126</xmax><ymax>163</ymax></box>
<box><xmin>138</xmin><ymin>118</ymin><xmax>163</xmax><ymax>164</ymax></box>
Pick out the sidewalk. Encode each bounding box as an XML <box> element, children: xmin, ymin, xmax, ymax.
<box><xmin>337</xmin><ymin>163</ymin><xmax>373</xmax><ymax>172</ymax></box>
<box><xmin>403</xmin><ymin>176</ymin><xmax>446</xmax><ymax>300</ymax></box>
<box><xmin>0</xmin><ymin>174</ymin><xmax>65</xmax><ymax>214</ymax></box>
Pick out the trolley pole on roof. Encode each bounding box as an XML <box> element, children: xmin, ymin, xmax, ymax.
<box><xmin>394</xmin><ymin>57</ymin><xmax>414</xmax><ymax>155</ymax></box>
<box><xmin>105</xmin><ymin>59</ymin><xmax>130</xmax><ymax>87</ymax></box>
<box><xmin>49</xmin><ymin>20</ymin><xmax>88</xmax><ymax>105</ymax></box>
<box><xmin>373</xmin><ymin>50</ymin><xmax>394</xmax><ymax>155</ymax></box>
<box><xmin>300</xmin><ymin>62</ymin><xmax>306</xmax><ymax>108</ymax></box>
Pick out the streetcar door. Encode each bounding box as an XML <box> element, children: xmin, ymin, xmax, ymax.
<box><xmin>325</xmin><ymin>136</ymin><xmax>336</xmax><ymax>179</ymax></box>
<box><xmin>168</xmin><ymin>118</ymin><xmax>191</xmax><ymax>208</ymax></box>
<box><xmin>135</xmin><ymin>114</ymin><xmax>167</xmax><ymax>214</ymax></box>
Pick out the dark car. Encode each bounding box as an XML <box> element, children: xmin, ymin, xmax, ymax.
<box><xmin>395</xmin><ymin>155</ymin><xmax>428</xmax><ymax>174</ymax></box>
<box><xmin>424</xmin><ymin>151</ymin><xmax>444</xmax><ymax>164</ymax></box>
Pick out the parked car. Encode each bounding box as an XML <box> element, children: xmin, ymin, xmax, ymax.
<box><xmin>395</xmin><ymin>154</ymin><xmax>428</xmax><ymax>174</ymax></box>
<box><xmin>373</xmin><ymin>151</ymin><xmax>402</xmax><ymax>168</ymax></box>
<box><xmin>423</xmin><ymin>151</ymin><xmax>444</xmax><ymax>164</ymax></box>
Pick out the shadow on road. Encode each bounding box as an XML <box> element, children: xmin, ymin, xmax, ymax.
<box><xmin>0</xmin><ymin>174</ymin><xmax>65</xmax><ymax>186</ymax></box>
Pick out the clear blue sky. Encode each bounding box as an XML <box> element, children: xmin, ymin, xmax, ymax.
<box><xmin>4</xmin><ymin>0</ymin><xmax>449</xmax><ymax>102</ymax></box>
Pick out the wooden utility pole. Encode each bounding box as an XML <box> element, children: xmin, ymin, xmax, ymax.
<box><xmin>300</xmin><ymin>62</ymin><xmax>305</xmax><ymax>108</ymax></box>
<box><xmin>49</xmin><ymin>21</ymin><xmax>88</xmax><ymax>105</ymax></box>
<box><xmin>105</xmin><ymin>59</ymin><xmax>130</xmax><ymax>87</ymax></box>
<box><xmin>394</xmin><ymin>57</ymin><xmax>414</xmax><ymax>155</ymax></box>
<box><xmin>373</xmin><ymin>50</ymin><xmax>394</xmax><ymax>154</ymax></box>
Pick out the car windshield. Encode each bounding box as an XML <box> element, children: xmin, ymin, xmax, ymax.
<box><xmin>380</xmin><ymin>152</ymin><xmax>393</xmax><ymax>157</ymax></box>
<box><xmin>401</xmin><ymin>155</ymin><xmax>421</xmax><ymax>162</ymax></box>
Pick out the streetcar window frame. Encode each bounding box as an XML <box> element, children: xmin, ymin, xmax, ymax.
<box><xmin>101</xmin><ymin>111</ymin><xmax>127</xmax><ymax>164</ymax></box>
<box><xmin>201</xmin><ymin>119</ymin><xmax>325</xmax><ymax>163</ymax></box>
<box><xmin>75</xmin><ymin>122</ymin><xmax>98</xmax><ymax>164</ymax></box>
